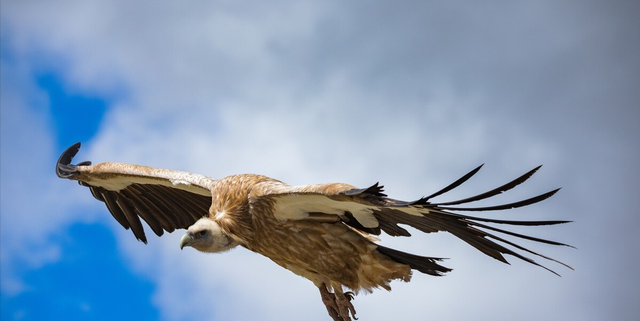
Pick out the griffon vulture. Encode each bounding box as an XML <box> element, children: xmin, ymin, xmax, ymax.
<box><xmin>56</xmin><ymin>142</ymin><xmax>571</xmax><ymax>321</ymax></box>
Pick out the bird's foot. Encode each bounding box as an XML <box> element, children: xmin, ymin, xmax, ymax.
<box><xmin>319</xmin><ymin>285</ymin><xmax>357</xmax><ymax>321</ymax></box>
<box><xmin>336</xmin><ymin>291</ymin><xmax>357</xmax><ymax>320</ymax></box>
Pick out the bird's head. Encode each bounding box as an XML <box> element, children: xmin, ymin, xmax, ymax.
<box><xmin>180</xmin><ymin>218</ymin><xmax>239</xmax><ymax>253</ymax></box>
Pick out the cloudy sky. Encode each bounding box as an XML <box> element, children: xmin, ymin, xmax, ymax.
<box><xmin>1</xmin><ymin>1</ymin><xmax>639</xmax><ymax>320</ymax></box>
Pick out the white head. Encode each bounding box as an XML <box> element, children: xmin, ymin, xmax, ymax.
<box><xmin>180</xmin><ymin>218</ymin><xmax>239</xmax><ymax>253</ymax></box>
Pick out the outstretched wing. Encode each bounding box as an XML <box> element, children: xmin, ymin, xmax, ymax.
<box><xmin>261</xmin><ymin>165</ymin><xmax>572</xmax><ymax>275</ymax></box>
<box><xmin>56</xmin><ymin>142</ymin><xmax>215</xmax><ymax>243</ymax></box>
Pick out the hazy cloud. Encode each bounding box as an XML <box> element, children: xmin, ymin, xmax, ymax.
<box><xmin>2</xmin><ymin>0</ymin><xmax>638</xmax><ymax>320</ymax></box>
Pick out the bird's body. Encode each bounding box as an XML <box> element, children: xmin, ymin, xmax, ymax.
<box><xmin>216</xmin><ymin>175</ymin><xmax>413</xmax><ymax>293</ymax></box>
<box><xmin>56</xmin><ymin>143</ymin><xmax>571</xmax><ymax>321</ymax></box>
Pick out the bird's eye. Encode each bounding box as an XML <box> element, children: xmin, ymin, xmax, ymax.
<box><xmin>197</xmin><ymin>230</ymin><xmax>207</xmax><ymax>237</ymax></box>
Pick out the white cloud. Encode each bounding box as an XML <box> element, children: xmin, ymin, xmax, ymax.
<box><xmin>2</xmin><ymin>0</ymin><xmax>639</xmax><ymax>320</ymax></box>
<box><xmin>0</xmin><ymin>59</ymin><xmax>103</xmax><ymax>295</ymax></box>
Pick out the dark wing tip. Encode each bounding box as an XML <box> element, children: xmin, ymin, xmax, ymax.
<box><xmin>432</xmin><ymin>165</ymin><xmax>547</xmax><ymax>206</ymax></box>
<box><xmin>56</xmin><ymin>142</ymin><xmax>91</xmax><ymax>178</ymax></box>
<box><xmin>420</xmin><ymin>164</ymin><xmax>485</xmax><ymax>202</ymax></box>
<box><xmin>58</xmin><ymin>142</ymin><xmax>81</xmax><ymax>165</ymax></box>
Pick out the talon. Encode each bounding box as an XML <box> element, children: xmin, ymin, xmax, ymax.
<box><xmin>344</xmin><ymin>291</ymin><xmax>355</xmax><ymax>301</ymax></box>
<box><xmin>319</xmin><ymin>285</ymin><xmax>357</xmax><ymax>321</ymax></box>
<box><xmin>336</xmin><ymin>291</ymin><xmax>357</xmax><ymax>321</ymax></box>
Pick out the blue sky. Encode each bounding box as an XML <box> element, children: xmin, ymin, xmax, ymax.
<box><xmin>35</xmin><ymin>73</ymin><xmax>108</xmax><ymax>149</ymax></box>
<box><xmin>1</xmin><ymin>1</ymin><xmax>639</xmax><ymax>321</ymax></box>
<box><xmin>1</xmin><ymin>45</ymin><xmax>156</xmax><ymax>320</ymax></box>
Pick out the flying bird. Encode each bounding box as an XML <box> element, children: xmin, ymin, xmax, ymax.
<box><xmin>56</xmin><ymin>142</ymin><xmax>571</xmax><ymax>321</ymax></box>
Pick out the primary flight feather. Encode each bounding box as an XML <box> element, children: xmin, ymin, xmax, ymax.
<box><xmin>56</xmin><ymin>142</ymin><xmax>572</xmax><ymax>321</ymax></box>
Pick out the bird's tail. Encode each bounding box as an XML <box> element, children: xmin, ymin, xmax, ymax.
<box><xmin>376</xmin><ymin>245</ymin><xmax>452</xmax><ymax>276</ymax></box>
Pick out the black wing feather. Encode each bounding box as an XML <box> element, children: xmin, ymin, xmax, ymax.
<box><xmin>413</xmin><ymin>164</ymin><xmax>484</xmax><ymax>204</ymax></box>
<box><xmin>433</xmin><ymin>165</ymin><xmax>542</xmax><ymax>206</ymax></box>
<box><xmin>343</xmin><ymin>165</ymin><xmax>572</xmax><ymax>275</ymax></box>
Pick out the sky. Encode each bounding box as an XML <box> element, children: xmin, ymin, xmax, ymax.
<box><xmin>1</xmin><ymin>1</ymin><xmax>639</xmax><ymax>320</ymax></box>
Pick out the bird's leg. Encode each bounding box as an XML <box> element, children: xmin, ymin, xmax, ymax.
<box><xmin>318</xmin><ymin>285</ymin><xmax>357</xmax><ymax>321</ymax></box>
<box><xmin>334</xmin><ymin>290</ymin><xmax>357</xmax><ymax>320</ymax></box>
<box><xmin>319</xmin><ymin>285</ymin><xmax>342</xmax><ymax>321</ymax></box>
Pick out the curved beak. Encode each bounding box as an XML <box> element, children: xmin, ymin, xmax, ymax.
<box><xmin>180</xmin><ymin>233</ymin><xmax>193</xmax><ymax>250</ymax></box>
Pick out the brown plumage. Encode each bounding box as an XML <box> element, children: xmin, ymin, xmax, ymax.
<box><xmin>56</xmin><ymin>142</ymin><xmax>572</xmax><ymax>321</ymax></box>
